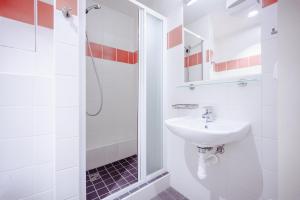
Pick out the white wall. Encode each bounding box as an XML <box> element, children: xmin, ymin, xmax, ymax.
<box><xmin>278</xmin><ymin>0</ymin><xmax>300</xmax><ymax>199</ymax></box>
<box><xmin>165</xmin><ymin>2</ymin><xmax>278</xmax><ymax>200</ymax></box>
<box><xmin>86</xmin><ymin>2</ymin><xmax>138</xmax><ymax>169</ymax></box>
<box><xmin>0</xmin><ymin>12</ymin><xmax>54</xmax><ymax>200</ymax></box>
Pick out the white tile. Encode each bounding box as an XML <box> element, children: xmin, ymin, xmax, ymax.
<box><xmin>56</xmin><ymin>107</ymin><xmax>79</xmax><ymax>138</ymax></box>
<box><xmin>0</xmin><ymin>45</ymin><xmax>35</xmax><ymax>74</ymax></box>
<box><xmin>0</xmin><ymin>17</ymin><xmax>35</xmax><ymax>51</ymax></box>
<box><xmin>261</xmin><ymin>38</ymin><xmax>278</xmax><ymax>74</ymax></box>
<box><xmin>263</xmin><ymin>170</ymin><xmax>278</xmax><ymax>200</ymax></box>
<box><xmin>0</xmin><ymin>138</ymin><xmax>34</xmax><ymax>171</ymax></box>
<box><xmin>56</xmin><ymin>138</ymin><xmax>77</xmax><ymax>170</ymax></box>
<box><xmin>34</xmin><ymin>107</ymin><xmax>52</xmax><ymax>135</ymax></box>
<box><xmin>54</xmin><ymin>10</ymin><xmax>79</xmax><ymax>46</ymax></box>
<box><xmin>35</xmin><ymin>27</ymin><xmax>53</xmax><ymax>76</ymax></box>
<box><xmin>56</xmin><ymin>76</ymin><xmax>79</xmax><ymax>107</ymax></box>
<box><xmin>261</xmin><ymin>4</ymin><xmax>278</xmax><ymax>41</ymax></box>
<box><xmin>262</xmin><ymin>106</ymin><xmax>277</xmax><ymax>139</ymax></box>
<box><xmin>33</xmin><ymin>77</ymin><xmax>52</xmax><ymax>106</ymax></box>
<box><xmin>262</xmin><ymin>74</ymin><xmax>277</xmax><ymax>107</ymax></box>
<box><xmin>56</xmin><ymin>167</ymin><xmax>79</xmax><ymax>200</ymax></box>
<box><xmin>55</xmin><ymin>43</ymin><xmax>79</xmax><ymax>76</ymax></box>
<box><xmin>262</xmin><ymin>138</ymin><xmax>278</xmax><ymax>172</ymax></box>
<box><xmin>33</xmin><ymin>164</ymin><xmax>53</xmax><ymax>194</ymax></box>
<box><xmin>0</xmin><ymin>167</ymin><xmax>34</xmax><ymax>199</ymax></box>
<box><xmin>0</xmin><ymin>74</ymin><xmax>33</xmax><ymax>106</ymax></box>
<box><xmin>0</xmin><ymin>107</ymin><xmax>33</xmax><ymax>138</ymax></box>
<box><xmin>20</xmin><ymin>190</ymin><xmax>53</xmax><ymax>200</ymax></box>
<box><xmin>35</xmin><ymin>135</ymin><xmax>54</xmax><ymax>164</ymax></box>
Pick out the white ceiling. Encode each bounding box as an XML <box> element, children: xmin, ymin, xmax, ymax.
<box><xmin>184</xmin><ymin>0</ymin><xmax>224</xmax><ymax>25</ymax></box>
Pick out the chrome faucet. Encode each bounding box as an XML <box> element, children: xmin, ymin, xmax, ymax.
<box><xmin>202</xmin><ymin>106</ymin><xmax>215</xmax><ymax>123</ymax></box>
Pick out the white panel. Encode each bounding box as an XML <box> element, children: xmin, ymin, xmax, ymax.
<box><xmin>0</xmin><ymin>107</ymin><xmax>33</xmax><ymax>138</ymax></box>
<box><xmin>55</xmin><ymin>42</ymin><xmax>79</xmax><ymax>76</ymax></box>
<box><xmin>56</xmin><ymin>107</ymin><xmax>79</xmax><ymax>138</ymax></box>
<box><xmin>0</xmin><ymin>17</ymin><xmax>35</xmax><ymax>51</ymax></box>
<box><xmin>0</xmin><ymin>75</ymin><xmax>33</xmax><ymax>106</ymax></box>
<box><xmin>54</xmin><ymin>10</ymin><xmax>79</xmax><ymax>46</ymax></box>
<box><xmin>56</xmin><ymin>167</ymin><xmax>79</xmax><ymax>200</ymax></box>
<box><xmin>0</xmin><ymin>138</ymin><xmax>34</xmax><ymax>171</ymax></box>
<box><xmin>33</xmin><ymin>164</ymin><xmax>53</xmax><ymax>193</ymax></box>
<box><xmin>33</xmin><ymin>77</ymin><xmax>52</xmax><ymax>106</ymax></box>
<box><xmin>0</xmin><ymin>167</ymin><xmax>34</xmax><ymax>199</ymax></box>
<box><xmin>262</xmin><ymin>138</ymin><xmax>278</xmax><ymax>172</ymax></box>
<box><xmin>56</xmin><ymin>76</ymin><xmax>79</xmax><ymax>107</ymax></box>
<box><xmin>145</xmin><ymin>13</ymin><xmax>163</xmax><ymax>175</ymax></box>
<box><xmin>56</xmin><ymin>138</ymin><xmax>77</xmax><ymax>170</ymax></box>
<box><xmin>33</xmin><ymin>107</ymin><xmax>52</xmax><ymax>136</ymax></box>
<box><xmin>35</xmin><ymin>135</ymin><xmax>54</xmax><ymax>164</ymax></box>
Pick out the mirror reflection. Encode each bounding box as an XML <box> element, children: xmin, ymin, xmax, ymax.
<box><xmin>184</xmin><ymin>0</ymin><xmax>262</xmax><ymax>82</ymax></box>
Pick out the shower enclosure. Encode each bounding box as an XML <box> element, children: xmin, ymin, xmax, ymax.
<box><xmin>82</xmin><ymin>0</ymin><xmax>166</xmax><ymax>199</ymax></box>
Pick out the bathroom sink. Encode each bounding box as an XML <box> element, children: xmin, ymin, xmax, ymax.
<box><xmin>165</xmin><ymin>117</ymin><xmax>250</xmax><ymax>147</ymax></box>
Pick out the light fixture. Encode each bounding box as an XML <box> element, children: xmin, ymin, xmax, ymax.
<box><xmin>247</xmin><ymin>10</ymin><xmax>259</xmax><ymax>18</ymax></box>
<box><xmin>186</xmin><ymin>0</ymin><xmax>198</xmax><ymax>6</ymax></box>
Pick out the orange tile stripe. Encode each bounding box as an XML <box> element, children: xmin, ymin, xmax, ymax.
<box><xmin>214</xmin><ymin>54</ymin><xmax>261</xmax><ymax>72</ymax></box>
<box><xmin>87</xmin><ymin>42</ymin><xmax>138</xmax><ymax>65</ymax></box>
<box><xmin>167</xmin><ymin>25</ymin><xmax>182</xmax><ymax>49</ymax></box>
<box><xmin>0</xmin><ymin>0</ymin><xmax>35</xmax><ymax>24</ymax></box>
<box><xmin>0</xmin><ymin>0</ymin><xmax>54</xmax><ymax>29</ymax></box>
<box><xmin>262</xmin><ymin>0</ymin><xmax>278</xmax><ymax>8</ymax></box>
<box><xmin>185</xmin><ymin>52</ymin><xmax>203</xmax><ymax>68</ymax></box>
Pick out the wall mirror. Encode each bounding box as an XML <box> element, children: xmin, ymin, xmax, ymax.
<box><xmin>183</xmin><ymin>0</ymin><xmax>262</xmax><ymax>83</ymax></box>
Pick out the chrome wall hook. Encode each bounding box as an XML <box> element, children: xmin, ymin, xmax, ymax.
<box><xmin>61</xmin><ymin>7</ymin><xmax>72</xmax><ymax>18</ymax></box>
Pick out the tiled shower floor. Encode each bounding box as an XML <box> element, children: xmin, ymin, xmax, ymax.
<box><xmin>86</xmin><ymin>155</ymin><xmax>138</xmax><ymax>200</ymax></box>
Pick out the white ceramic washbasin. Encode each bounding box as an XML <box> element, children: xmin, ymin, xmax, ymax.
<box><xmin>165</xmin><ymin>117</ymin><xmax>250</xmax><ymax>147</ymax></box>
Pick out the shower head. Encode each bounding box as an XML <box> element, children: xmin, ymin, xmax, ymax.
<box><xmin>86</xmin><ymin>4</ymin><xmax>101</xmax><ymax>14</ymax></box>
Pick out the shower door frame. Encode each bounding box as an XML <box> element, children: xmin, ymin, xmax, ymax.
<box><xmin>132</xmin><ymin>0</ymin><xmax>168</xmax><ymax>180</ymax></box>
<box><xmin>79</xmin><ymin>0</ymin><xmax>168</xmax><ymax>199</ymax></box>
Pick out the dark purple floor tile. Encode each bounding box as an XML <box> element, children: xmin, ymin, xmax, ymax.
<box><xmin>94</xmin><ymin>181</ymin><xmax>106</xmax><ymax>190</ymax></box>
<box><xmin>101</xmin><ymin>173</ymin><xmax>111</xmax><ymax>180</ymax></box>
<box><xmin>97</xmin><ymin>187</ymin><xmax>109</xmax><ymax>196</ymax></box>
<box><xmin>120</xmin><ymin>183</ymin><xmax>129</xmax><ymax>189</ymax></box>
<box><xmin>89</xmin><ymin>169</ymin><xmax>97</xmax><ymax>174</ymax></box>
<box><xmin>92</xmin><ymin>178</ymin><xmax>103</xmax><ymax>184</ymax></box>
<box><xmin>87</xmin><ymin>191</ymin><xmax>98</xmax><ymax>200</ymax></box>
<box><xmin>106</xmin><ymin>183</ymin><xmax>119</xmax><ymax>191</ymax></box>
<box><xmin>128</xmin><ymin>168</ymin><xmax>136</xmax><ymax>174</ymax></box>
<box><xmin>97</xmin><ymin>166</ymin><xmax>105</xmax><ymax>172</ymax></box>
<box><xmin>112</xmin><ymin>174</ymin><xmax>122</xmax><ymax>181</ymax></box>
<box><xmin>110</xmin><ymin>170</ymin><xmax>119</xmax><ymax>176</ymax></box>
<box><xmin>87</xmin><ymin>185</ymin><xmax>96</xmax><ymax>194</ymax></box>
<box><xmin>124</xmin><ymin>175</ymin><xmax>136</xmax><ymax>182</ymax></box>
<box><xmin>100</xmin><ymin>193</ymin><xmax>110</xmax><ymax>199</ymax></box>
<box><xmin>116</xmin><ymin>178</ymin><xmax>128</xmax><ymax>186</ymax></box>
<box><xmin>104</xmin><ymin>177</ymin><xmax>114</xmax><ymax>185</ymax></box>
<box><xmin>114</xmin><ymin>164</ymin><xmax>124</xmax><ymax>170</ymax></box>
<box><xmin>99</xmin><ymin>170</ymin><xmax>108</xmax><ymax>176</ymax></box>
<box><xmin>87</xmin><ymin>181</ymin><xmax>93</xmax><ymax>187</ymax></box>
<box><xmin>120</xmin><ymin>170</ymin><xmax>131</xmax><ymax>177</ymax></box>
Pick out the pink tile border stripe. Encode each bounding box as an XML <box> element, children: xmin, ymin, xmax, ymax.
<box><xmin>87</xmin><ymin>42</ymin><xmax>138</xmax><ymax>65</ymax></box>
<box><xmin>262</xmin><ymin>0</ymin><xmax>278</xmax><ymax>8</ymax></box>
<box><xmin>0</xmin><ymin>0</ymin><xmax>54</xmax><ymax>29</ymax></box>
<box><xmin>167</xmin><ymin>25</ymin><xmax>182</xmax><ymax>49</ymax></box>
<box><xmin>214</xmin><ymin>54</ymin><xmax>261</xmax><ymax>72</ymax></box>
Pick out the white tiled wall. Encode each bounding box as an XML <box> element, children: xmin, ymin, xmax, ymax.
<box><xmin>0</xmin><ymin>24</ymin><xmax>54</xmax><ymax>200</ymax></box>
<box><xmin>54</xmin><ymin>6</ymin><xmax>80</xmax><ymax>199</ymax></box>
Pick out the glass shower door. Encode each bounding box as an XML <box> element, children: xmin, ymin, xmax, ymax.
<box><xmin>145</xmin><ymin>13</ymin><xmax>164</xmax><ymax>176</ymax></box>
